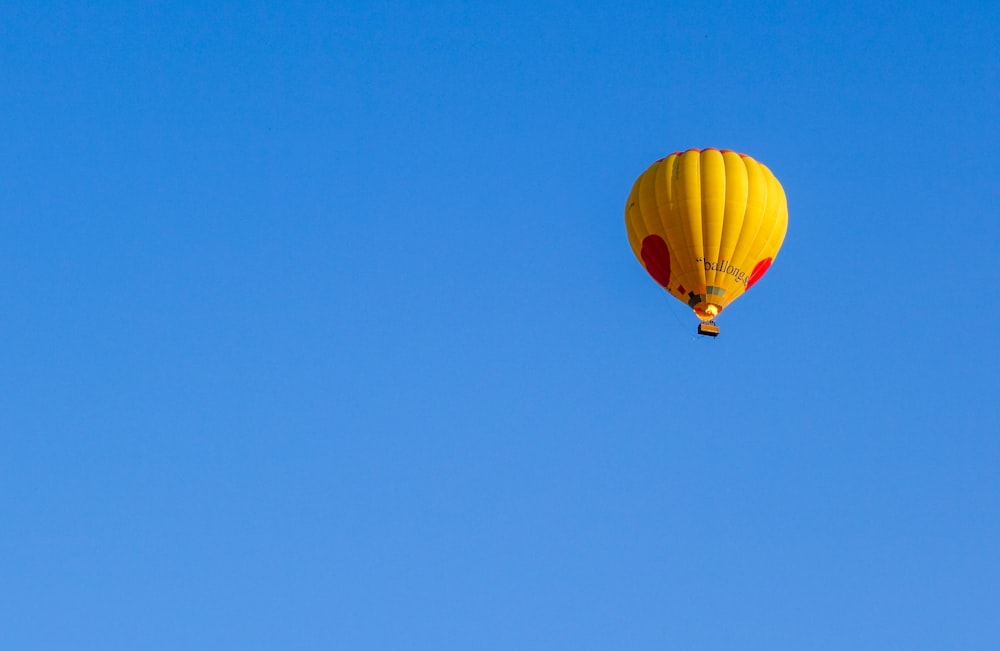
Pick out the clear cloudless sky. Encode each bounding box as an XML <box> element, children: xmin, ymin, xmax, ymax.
<box><xmin>2</xmin><ymin>1</ymin><xmax>998</xmax><ymax>649</ymax></box>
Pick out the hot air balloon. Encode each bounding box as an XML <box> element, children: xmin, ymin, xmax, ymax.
<box><xmin>625</xmin><ymin>148</ymin><xmax>788</xmax><ymax>337</ymax></box>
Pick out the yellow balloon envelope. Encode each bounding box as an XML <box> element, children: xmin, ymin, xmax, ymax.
<box><xmin>625</xmin><ymin>148</ymin><xmax>788</xmax><ymax>326</ymax></box>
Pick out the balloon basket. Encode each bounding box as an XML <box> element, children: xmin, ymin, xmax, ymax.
<box><xmin>697</xmin><ymin>321</ymin><xmax>720</xmax><ymax>337</ymax></box>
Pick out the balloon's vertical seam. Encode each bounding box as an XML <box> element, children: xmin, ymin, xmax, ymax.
<box><xmin>648</xmin><ymin>156</ymin><xmax>690</xmax><ymax>297</ymax></box>
<box><xmin>744</xmin><ymin>167</ymin><xmax>785</xmax><ymax>278</ymax></box>
<box><xmin>717</xmin><ymin>151</ymin><xmax>750</xmax><ymax>310</ymax></box>
<box><xmin>701</xmin><ymin>149</ymin><xmax>726</xmax><ymax>294</ymax></box>
<box><xmin>679</xmin><ymin>151</ymin><xmax>707</xmax><ymax>301</ymax></box>
<box><xmin>728</xmin><ymin>157</ymin><xmax>770</xmax><ymax>282</ymax></box>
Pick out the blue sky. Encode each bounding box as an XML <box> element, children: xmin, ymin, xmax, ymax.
<box><xmin>2</xmin><ymin>1</ymin><xmax>998</xmax><ymax>649</ymax></box>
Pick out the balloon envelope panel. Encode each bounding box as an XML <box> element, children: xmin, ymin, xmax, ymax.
<box><xmin>625</xmin><ymin>148</ymin><xmax>788</xmax><ymax>321</ymax></box>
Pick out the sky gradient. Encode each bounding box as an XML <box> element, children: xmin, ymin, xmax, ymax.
<box><xmin>2</xmin><ymin>2</ymin><xmax>999</xmax><ymax>649</ymax></box>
